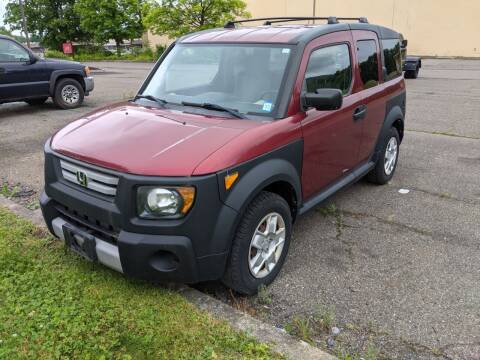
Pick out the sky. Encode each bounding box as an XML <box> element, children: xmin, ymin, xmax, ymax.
<box><xmin>0</xmin><ymin>0</ymin><xmax>6</xmax><ymax>27</ymax></box>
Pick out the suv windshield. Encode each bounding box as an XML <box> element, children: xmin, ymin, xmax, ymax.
<box><xmin>140</xmin><ymin>44</ymin><xmax>293</xmax><ymax>117</ymax></box>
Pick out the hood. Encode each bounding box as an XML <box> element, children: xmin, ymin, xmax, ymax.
<box><xmin>51</xmin><ymin>102</ymin><xmax>258</xmax><ymax>176</ymax></box>
<box><xmin>43</xmin><ymin>58</ymin><xmax>81</xmax><ymax>65</ymax></box>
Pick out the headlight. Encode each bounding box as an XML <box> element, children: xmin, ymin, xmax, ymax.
<box><xmin>137</xmin><ymin>186</ymin><xmax>195</xmax><ymax>219</ymax></box>
<box><xmin>84</xmin><ymin>66</ymin><xmax>91</xmax><ymax>76</ymax></box>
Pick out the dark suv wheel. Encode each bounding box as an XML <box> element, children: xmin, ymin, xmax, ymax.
<box><xmin>53</xmin><ymin>78</ymin><xmax>84</xmax><ymax>109</ymax></box>
<box><xmin>223</xmin><ymin>191</ymin><xmax>292</xmax><ymax>295</ymax></box>
<box><xmin>404</xmin><ymin>67</ymin><xmax>419</xmax><ymax>79</ymax></box>
<box><xmin>367</xmin><ymin>127</ymin><xmax>400</xmax><ymax>185</ymax></box>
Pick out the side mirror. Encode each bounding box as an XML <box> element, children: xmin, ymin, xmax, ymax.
<box><xmin>302</xmin><ymin>89</ymin><xmax>343</xmax><ymax>111</ymax></box>
<box><xmin>401</xmin><ymin>39</ymin><xmax>408</xmax><ymax>48</ymax></box>
<box><xmin>29</xmin><ymin>54</ymin><xmax>38</xmax><ymax>64</ymax></box>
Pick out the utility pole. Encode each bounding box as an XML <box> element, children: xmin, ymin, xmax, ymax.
<box><xmin>312</xmin><ymin>0</ymin><xmax>316</xmax><ymax>24</ymax></box>
<box><xmin>19</xmin><ymin>0</ymin><xmax>31</xmax><ymax>48</ymax></box>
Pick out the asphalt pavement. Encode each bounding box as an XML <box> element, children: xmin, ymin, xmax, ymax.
<box><xmin>0</xmin><ymin>59</ymin><xmax>479</xmax><ymax>359</ymax></box>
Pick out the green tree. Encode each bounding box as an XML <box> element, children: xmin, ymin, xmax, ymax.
<box><xmin>4</xmin><ymin>0</ymin><xmax>89</xmax><ymax>50</ymax></box>
<box><xmin>0</xmin><ymin>26</ymin><xmax>12</xmax><ymax>36</ymax></box>
<box><xmin>143</xmin><ymin>0</ymin><xmax>250</xmax><ymax>39</ymax></box>
<box><xmin>75</xmin><ymin>0</ymin><xmax>144</xmax><ymax>56</ymax></box>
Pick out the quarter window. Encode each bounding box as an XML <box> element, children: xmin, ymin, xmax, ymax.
<box><xmin>0</xmin><ymin>39</ymin><xmax>30</xmax><ymax>62</ymax></box>
<box><xmin>304</xmin><ymin>44</ymin><xmax>352</xmax><ymax>95</ymax></box>
<box><xmin>382</xmin><ymin>39</ymin><xmax>402</xmax><ymax>81</ymax></box>
<box><xmin>357</xmin><ymin>40</ymin><xmax>379</xmax><ymax>89</ymax></box>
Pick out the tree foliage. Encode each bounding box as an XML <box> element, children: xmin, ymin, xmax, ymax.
<box><xmin>4</xmin><ymin>0</ymin><xmax>89</xmax><ymax>50</ymax></box>
<box><xmin>75</xmin><ymin>0</ymin><xmax>144</xmax><ymax>54</ymax></box>
<box><xmin>143</xmin><ymin>0</ymin><xmax>250</xmax><ymax>38</ymax></box>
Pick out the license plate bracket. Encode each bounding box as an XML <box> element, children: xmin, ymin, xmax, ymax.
<box><xmin>62</xmin><ymin>224</ymin><xmax>98</xmax><ymax>262</ymax></box>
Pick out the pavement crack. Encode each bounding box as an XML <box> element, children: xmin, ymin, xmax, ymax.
<box><xmin>342</xmin><ymin>209</ymin><xmax>433</xmax><ymax>237</ymax></box>
<box><xmin>406</xmin><ymin>186</ymin><xmax>480</xmax><ymax>206</ymax></box>
<box><xmin>406</xmin><ymin>128</ymin><xmax>480</xmax><ymax>140</ymax></box>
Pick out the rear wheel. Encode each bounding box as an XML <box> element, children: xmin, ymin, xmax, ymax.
<box><xmin>223</xmin><ymin>191</ymin><xmax>292</xmax><ymax>295</ymax></box>
<box><xmin>367</xmin><ymin>127</ymin><xmax>400</xmax><ymax>185</ymax></box>
<box><xmin>405</xmin><ymin>67</ymin><xmax>419</xmax><ymax>79</ymax></box>
<box><xmin>25</xmin><ymin>97</ymin><xmax>48</xmax><ymax>106</ymax></box>
<box><xmin>53</xmin><ymin>78</ymin><xmax>84</xmax><ymax>109</ymax></box>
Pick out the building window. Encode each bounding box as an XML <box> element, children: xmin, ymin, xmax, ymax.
<box><xmin>357</xmin><ymin>40</ymin><xmax>379</xmax><ymax>89</ymax></box>
<box><xmin>304</xmin><ymin>44</ymin><xmax>352</xmax><ymax>95</ymax></box>
<box><xmin>382</xmin><ymin>39</ymin><xmax>402</xmax><ymax>81</ymax></box>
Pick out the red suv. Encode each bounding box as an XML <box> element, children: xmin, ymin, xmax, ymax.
<box><xmin>40</xmin><ymin>17</ymin><xmax>406</xmax><ymax>294</ymax></box>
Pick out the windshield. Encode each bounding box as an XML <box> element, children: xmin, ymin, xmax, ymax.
<box><xmin>141</xmin><ymin>43</ymin><xmax>293</xmax><ymax>117</ymax></box>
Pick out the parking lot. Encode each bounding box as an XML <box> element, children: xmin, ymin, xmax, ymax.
<box><xmin>1</xmin><ymin>59</ymin><xmax>479</xmax><ymax>359</ymax></box>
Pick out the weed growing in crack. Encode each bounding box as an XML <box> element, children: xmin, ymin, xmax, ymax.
<box><xmin>1</xmin><ymin>183</ymin><xmax>19</xmax><ymax>198</ymax></box>
<box><xmin>285</xmin><ymin>316</ymin><xmax>314</xmax><ymax>345</ymax></box>
<box><xmin>313</xmin><ymin>306</ymin><xmax>336</xmax><ymax>332</ymax></box>
<box><xmin>256</xmin><ymin>284</ymin><xmax>272</xmax><ymax>306</ymax></box>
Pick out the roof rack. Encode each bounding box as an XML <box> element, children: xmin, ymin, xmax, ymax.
<box><xmin>224</xmin><ymin>16</ymin><xmax>368</xmax><ymax>28</ymax></box>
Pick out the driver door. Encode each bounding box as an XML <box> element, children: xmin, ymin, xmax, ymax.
<box><xmin>0</xmin><ymin>38</ymin><xmax>48</xmax><ymax>101</ymax></box>
<box><xmin>299</xmin><ymin>31</ymin><xmax>365</xmax><ymax>198</ymax></box>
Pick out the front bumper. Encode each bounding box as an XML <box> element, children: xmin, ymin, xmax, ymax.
<box><xmin>84</xmin><ymin>76</ymin><xmax>94</xmax><ymax>94</ymax></box>
<box><xmin>41</xmin><ymin>143</ymin><xmax>239</xmax><ymax>283</ymax></box>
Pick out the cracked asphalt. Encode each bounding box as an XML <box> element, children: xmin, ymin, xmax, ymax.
<box><xmin>0</xmin><ymin>60</ymin><xmax>479</xmax><ymax>359</ymax></box>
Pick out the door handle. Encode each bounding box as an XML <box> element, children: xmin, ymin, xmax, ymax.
<box><xmin>353</xmin><ymin>105</ymin><xmax>367</xmax><ymax>121</ymax></box>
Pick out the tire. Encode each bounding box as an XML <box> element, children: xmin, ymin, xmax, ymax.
<box><xmin>367</xmin><ymin>127</ymin><xmax>400</xmax><ymax>185</ymax></box>
<box><xmin>405</xmin><ymin>67</ymin><xmax>419</xmax><ymax>79</ymax></box>
<box><xmin>222</xmin><ymin>191</ymin><xmax>292</xmax><ymax>295</ymax></box>
<box><xmin>53</xmin><ymin>78</ymin><xmax>84</xmax><ymax>109</ymax></box>
<box><xmin>25</xmin><ymin>97</ymin><xmax>48</xmax><ymax>106</ymax></box>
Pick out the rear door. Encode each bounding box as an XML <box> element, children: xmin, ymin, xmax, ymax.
<box><xmin>0</xmin><ymin>38</ymin><xmax>49</xmax><ymax>100</ymax></box>
<box><xmin>298</xmin><ymin>31</ymin><xmax>366</xmax><ymax>199</ymax></box>
<box><xmin>351</xmin><ymin>30</ymin><xmax>386</xmax><ymax>162</ymax></box>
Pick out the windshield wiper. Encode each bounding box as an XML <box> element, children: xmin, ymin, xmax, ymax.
<box><xmin>181</xmin><ymin>101</ymin><xmax>246</xmax><ymax>119</ymax></box>
<box><xmin>134</xmin><ymin>94</ymin><xmax>168</xmax><ymax>107</ymax></box>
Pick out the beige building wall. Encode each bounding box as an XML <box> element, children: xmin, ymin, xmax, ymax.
<box><xmin>145</xmin><ymin>0</ymin><xmax>480</xmax><ymax>57</ymax></box>
<box><xmin>245</xmin><ymin>0</ymin><xmax>480</xmax><ymax>57</ymax></box>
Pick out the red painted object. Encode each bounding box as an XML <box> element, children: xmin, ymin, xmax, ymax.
<box><xmin>62</xmin><ymin>42</ymin><xmax>73</xmax><ymax>55</ymax></box>
<box><xmin>43</xmin><ymin>18</ymin><xmax>407</xmax><ymax>294</ymax></box>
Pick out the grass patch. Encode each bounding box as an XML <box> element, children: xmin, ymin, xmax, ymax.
<box><xmin>0</xmin><ymin>208</ymin><xmax>282</xmax><ymax>359</ymax></box>
<box><xmin>44</xmin><ymin>47</ymin><xmax>165</xmax><ymax>63</ymax></box>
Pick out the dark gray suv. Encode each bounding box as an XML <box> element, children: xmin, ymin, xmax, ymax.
<box><xmin>0</xmin><ymin>35</ymin><xmax>93</xmax><ymax>109</ymax></box>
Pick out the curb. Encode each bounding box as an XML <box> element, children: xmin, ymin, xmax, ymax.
<box><xmin>0</xmin><ymin>195</ymin><xmax>336</xmax><ymax>360</ymax></box>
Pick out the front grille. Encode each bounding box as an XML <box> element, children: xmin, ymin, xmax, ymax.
<box><xmin>55</xmin><ymin>204</ymin><xmax>119</xmax><ymax>244</ymax></box>
<box><xmin>60</xmin><ymin>159</ymin><xmax>119</xmax><ymax>196</ymax></box>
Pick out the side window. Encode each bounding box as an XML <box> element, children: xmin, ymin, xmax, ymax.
<box><xmin>356</xmin><ymin>40</ymin><xmax>379</xmax><ymax>89</ymax></box>
<box><xmin>0</xmin><ymin>39</ymin><xmax>30</xmax><ymax>63</ymax></box>
<box><xmin>304</xmin><ymin>44</ymin><xmax>352</xmax><ymax>95</ymax></box>
<box><xmin>382</xmin><ymin>39</ymin><xmax>402</xmax><ymax>81</ymax></box>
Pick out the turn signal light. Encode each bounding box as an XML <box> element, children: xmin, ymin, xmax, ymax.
<box><xmin>176</xmin><ymin>187</ymin><xmax>196</xmax><ymax>214</ymax></box>
<box><xmin>224</xmin><ymin>172</ymin><xmax>239</xmax><ymax>190</ymax></box>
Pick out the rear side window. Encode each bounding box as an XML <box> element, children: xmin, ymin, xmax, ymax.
<box><xmin>304</xmin><ymin>44</ymin><xmax>352</xmax><ymax>95</ymax></box>
<box><xmin>0</xmin><ymin>39</ymin><xmax>30</xmax><ymax>62</ymax></box>
<box><xmin>356</xmin><ymin>40</ymin><xmax>379</xmax><ymax>89</ymax></box>
<box><xmin>382</xmin><ymin>39</ymin><xmax>402</xmax><ymax>81</ymax></box>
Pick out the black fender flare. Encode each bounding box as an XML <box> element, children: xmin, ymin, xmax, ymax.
<box><xmin>49</xmin><ymin>70</ymin><xmax>86</xmax><ymax>96</ymax></box>
<box><xmin>372</xmin><ymin>103</ymin><xmax>404</xmax><ymax>162</ymax></box>
<box><xmin>217</xmin><ymin>141</ymin><xmax>303</xmax><ymax>215</ymax></box>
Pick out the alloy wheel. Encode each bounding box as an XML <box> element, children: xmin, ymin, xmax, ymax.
<box><xmin>384</xmin><ymin>137</ymin><xmax>398</xmax><ymax>175</ymax></box>
<box><xmin>248</xmin><ymin>212</ymin><xmax>286</xmax><ymax>279</ymax></box>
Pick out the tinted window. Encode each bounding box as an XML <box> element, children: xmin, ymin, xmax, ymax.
<box><xmin>357</xmin><ymin>40</ymin><xmax>379</xmax><ymax>89</ymax></box>
<box><xmin>382</xmin><ymin>39</ymin><xmax>402</xmax><ymax>81</ymax></box>
<box><xmin>0</xmin><ymin>39</ymin><xmax>30</xmax><ymax>62</ymax></box>
<box><xmin>304</xmin><ymin>44</ymin><xmax>352</xmax><ymax>95</ymax></box>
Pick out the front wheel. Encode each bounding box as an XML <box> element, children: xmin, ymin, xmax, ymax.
<box><xmin>223</xmin><ymin>191</ymin><xmax>292</xmax><ymax>295</ymax></box>
<box><xmin>367</xmin><ymin>127</ymin><xmax>400</xmax><ymax>185</ymax></box>
<box><xmin>53</xmin><ymin>78</ymin><xmax>84</xmax><ymax>109</ymax></box>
